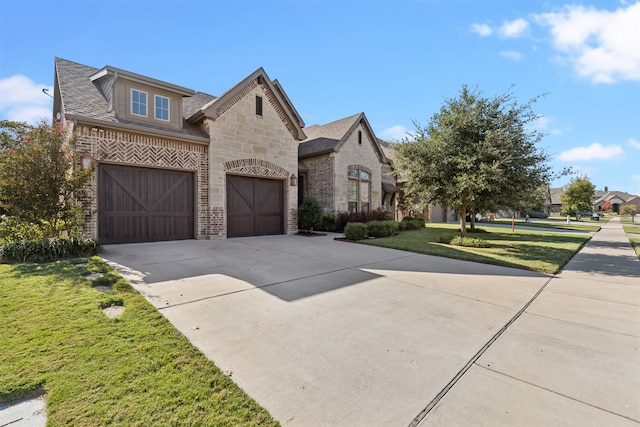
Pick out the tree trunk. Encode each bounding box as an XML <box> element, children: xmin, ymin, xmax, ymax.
<box><xmin>459</xmin><ymin>206</ymin><xmax>467</xmax><ymax>236</ymax></box>
<box><xmin>469</xmin><ymin>209</ymin><xmax>476</xmax><ymax>231</ymax></box>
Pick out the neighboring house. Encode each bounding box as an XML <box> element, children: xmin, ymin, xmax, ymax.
<box><xmin>548</xmin><ymin>186</ymin><xmax>639</xmax><ymax>214</ymax></box>
<box><xmin>54</xmin><ymin>57</ymin><xmax>306</xmax><ymax>243</ymax></box>
<box><xmin>298</xmin><ymin>113</ymin><xmax>397</xmax><ymax>215</ymax></box>
<box><xmin>593</xmin><ymin>188</ymin><xmax>639</xmax><ymax>213</ymax></box>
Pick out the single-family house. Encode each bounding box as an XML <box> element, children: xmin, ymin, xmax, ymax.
<box><xmin>298</xmin><ymin>113</ymin><xmax>397</xmax><ymax>215</ymax></box>
<box><xmin>547</xmin><ymin>186</ymin><xmax>639</xmax><ymax>214</ymax></box>
<box><xmin>54</xmin><ymin>57</ymin><xmax>306</xmax><ymax>243</ymax></box>
<box><xmin>593</xmin><ymin>188</ymin><xmax>639</xmax><ymax>213</ymax></box>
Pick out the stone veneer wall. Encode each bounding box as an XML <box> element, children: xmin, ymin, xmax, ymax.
<box><xmin>333</xmin><ymin>123</ymin><xmax>383</xmax><ymax>212</ymax></box>
<box><xmin>299</xmin><ymin>154</ymin><xmax>335</xmax><ymax>212</ymax></box>
<box><xmin>204</xmin><ymin>81</ymin><xmax>299</xmax><ymax>237</ymax></box>
<box><xmin>73</xmin><ymin>124</ymin><xmax>211</xmax><ymax>239</ymax></box>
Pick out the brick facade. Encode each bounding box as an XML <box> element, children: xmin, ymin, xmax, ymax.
<box><xmin>74</xmin><ymin>124</ymin><xmax>210</xmax><ymax>239</ymax></box>
<box><xmin>299</xmin><ymin>154</ymin><xmax>334</xmax><ymax>212</ymax></box>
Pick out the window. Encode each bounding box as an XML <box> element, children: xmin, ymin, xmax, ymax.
<box><xmin>347</xmin><ymin>165</ymin><xmax>371</xmax><ymax>213</ymax></box>
<box><xmin>155</xmin><ymin>95</ymin><xmax>169</xmax><ymax>121</ymax></box>
<box><xmin>131</xmin><ymin>89</ymin><xmax>147</xmax><ymax>116</ymax></box>
<box><xmin>256</xmin><ymin>95</ymin><xmax>263</xmax><ymax>116</ymax></box>
<box><xmin>358</xmin><ymin>130</ymin><xmax>362</xmax><ymax>145</ymax></box>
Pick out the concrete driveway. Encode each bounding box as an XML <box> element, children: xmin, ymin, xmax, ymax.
<box><xmin>103</xmin><ymin>234</ymin><xmax>550</xmax><ymax>426</ymax></box>
<box><xmin>102</xmin><ymin>224</ymin><xmax>639</xmax><ymax>426</ymax></box>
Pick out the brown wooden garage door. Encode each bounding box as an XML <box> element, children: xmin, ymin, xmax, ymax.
<box><xmin>227</xmin><ymin>175</ymin><xmax>284</xmax><ymax>238</ymax></box>
<box><xmin>99</xmin><ymin>164</ymin><xmax>194</xmax><ymax>244</ymax></box>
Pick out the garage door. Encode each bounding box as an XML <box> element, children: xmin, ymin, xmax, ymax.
<box><xmin>227</xmin><ymin>175</ymin><xmax>284</xmax><ymax>238</ymax></box>
<box><xmin>99</xmin><ymin>164</ymin><xmax>194</xmax><ymax>244</ymax></box>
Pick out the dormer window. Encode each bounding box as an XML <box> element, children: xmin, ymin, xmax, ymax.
<box><xmin>131</xmin><ymin>89</ymin><xmax>147</xmax><ymax>117</ymax></box>
<box><xmin>155</xmin><ymin>95</ymin><xmax>169</xmax><ymax>121</ymax></box>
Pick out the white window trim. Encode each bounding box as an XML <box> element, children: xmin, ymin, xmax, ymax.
<box><xmin>154</xmin><ymin>95</ymin><xmax>170</xmax><ymax>122</ymax></box>
<box><xmin>131</xmin><ymin>89</ymin><xmax>148</xmax><ymax>117</ymax></box>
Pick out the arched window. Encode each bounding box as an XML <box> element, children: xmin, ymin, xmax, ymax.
<box><xmin>347</xmin><ymin>165</ymin><xmax>371</xmax><ymax>213</ymax></box>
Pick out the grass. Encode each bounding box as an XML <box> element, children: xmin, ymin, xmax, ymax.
<box><xmin>0</xmin><ymin>257</ymin><xmax>278</xmax><ymax>427</ymax></box>
<box><xmin>631</xmin><ymin>238</ymin><xmax>640</xmax><ymax>259</ymax></box>
<box><xmin>620</xmin><ymin>216</ymin><xmax>640</xmax><ymax>260</ymax></box>
<box><xmin>493</xmin><ymin>219</ymin><xmax>601</xmax><ymax>232</ymax></box>
<box><xmin>361</xmin><ymin>224</ymin><xmax>590</xmax><ymax>274</ymax></box>
<box><xmin>621</xmin><ymin>216</ymin><xmax>640</xmax><ymax>235</ymax></box>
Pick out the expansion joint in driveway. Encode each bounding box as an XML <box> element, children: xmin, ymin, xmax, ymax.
<box><xmin>407</xmin><ymin>275</ymin><xmax>555</xmax><ymax>427</ymax></box>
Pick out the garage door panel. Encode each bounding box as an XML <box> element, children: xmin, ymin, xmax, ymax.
<box><xmin>227</xmin><ymin>175</ymin><xmax>284</xmax><ymax>238</ymax></box>
<box><xmin>255</xmin><ymin>216</ymin><xmax>283</xmax><ymax>236</ymax></box>
<box><xmin>99</xmin><ymin>165</ymin><xmax>194</xmax><ymax>244</ymax></box>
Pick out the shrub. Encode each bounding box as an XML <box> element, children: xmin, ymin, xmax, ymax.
<box><xmin>334</xmin><ymin>209</ymin><xmax>393</xmax><ymax>232</ymax></box>
<box><xmin>0</xmin><ymin>215</ymin><xmax>44</xmax><ymax>243</ymax></box>
<box><xmin>438</xmin><ymin>233</ymin><xmax>456</xmax><ymax>244</ymax></box>
<box><xmin>400</xmin><ymin>217</ymin><xmax>425</xmax><ymax>231</ymax></box>
<box><xmin>344</xmin><ymin>222</ymin><xmax>367</xmax><ymax>240</ymax></box>
<box><xmin>450</xmin><ymin>236</ymin><xmax>489</xmax><ymax>248</ymax></box>
<box><xmin>0</xmin><ymin>237</ymin><xmax>101</xmax><ymax>262</ymax></box>
<box><xmin>298</xmin><ymin>196</ymin><xmax>323</xmax><ymax>231</ymax></box>
<box><xmin>321</xmin><ymin>213</ymin><xmax>336</xmax><ymax>231</ymax></box>
<box><xmin>335</xmin><ymin>212</ymin><xmax>365</xmax><ymax>232</ymax></box>
<box><xmin>366</xmin><ymin>220</ymin><xmax>399</xmax><ymax>238</ymax></box>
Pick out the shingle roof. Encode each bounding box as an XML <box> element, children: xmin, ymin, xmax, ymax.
<box><xmin>55</xmin><ymin>57</ymin><xmax>209</xmax><ymax>139</ymax></box>
<box><xmin>299</xmin><ymin>113</ymin><xmax>361</xmax><ymax>158</ymax></box>
<box><xmin>302</xmin><ymin>113</ymin><xmax>361</xmax><ymax>141</ymax></box>
<box><xmin>182</xmin><ymin>91</ymin><xmax>216</xmax><ymax>119</ymax></box>
<box><xmin>298</xmin><ymin>137</ymin><xmax>341</xmax><ymax>157</ymax></box>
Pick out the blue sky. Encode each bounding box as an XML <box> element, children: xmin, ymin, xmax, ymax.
<box><xmin>1</xmin><ymin>0</ymin><xmax>639</xmax><ymax>194</ymax></box>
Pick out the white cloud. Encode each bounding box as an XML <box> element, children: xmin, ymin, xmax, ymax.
<box><xmin>499</xmin><ymin>18</ymin><xmax>529</xmax><ymax>38</ymax></box>
<box><xmin>558</xmin><ymin>143</ymin><xmax>623</xmax><ymax>161</ymax></box>
<box><xmin>534</xmin><ymin>2</ymin><xmax>640</xmax><ymax>83</ymax></box>
<box><xmin>0</xmin><ymin>75</ymin><xmax>53</xmax><ymax>124</ymax></box>
<box><xmin>500</xmin><ymin>50</ymin><xmax>523</xmax><ymax>61</ymax></box>
<box><xmin>629</xmin><ymin>138</ymin><xmax>640</xmax><ymax>149</ymax></box>
<box><xmin>379</xmin><ymin>125</ymin><xmax>410</xmax><ymax>141</ymax></box>
<box><xmin>471</xmin><ymin>23</ymin><xmax>492</xmax><ymax>36</ymax></box>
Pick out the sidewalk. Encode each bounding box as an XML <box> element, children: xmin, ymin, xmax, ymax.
<box><xmin>418</xmin><ymin>217</ymin><xmax>640</xmax><ymax>426</ymax></box>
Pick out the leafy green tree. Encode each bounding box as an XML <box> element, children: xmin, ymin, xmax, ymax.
<box><xmin>620</xmin><ymin>204</ymin><xmax>637</xmax><ymax>215</ymax></box>
<box><xmin>393</xmin><ymin>85</ymin><xmax>553</xmax><ymax>235</ymax></box>
<box><xmin>0</xmin><ymin>120</ymin><xmax>93</xmax><ymax>237</ymax></box>
<box><xmin>0</xmin><ymin>120</ymin><xmax>30</xmax><ymax>152</ymax></box>
<box><xmin>561</xmin><ymin>176</ymin><xmax>595</xmax><ymax>219</ymax></box>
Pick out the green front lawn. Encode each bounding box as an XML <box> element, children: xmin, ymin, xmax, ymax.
<box><xmin>0</xmin><ymin>257</ymin><xmax>278</xmax><ymax>426</ymax></box>
<box><xmin>361</xmin><ymin>224</ymin><xmax>590</xmax><ymax>274</ymax></box>
<box><xmin>492</xmin><ymin>219</ymin><xmax>600</xmax><ymax>232</ymax></box>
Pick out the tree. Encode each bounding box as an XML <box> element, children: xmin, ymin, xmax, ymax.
<box><xmin>602</xmin><ymin>200</ymin><xmax>612</xmax><ymax>212</ymax></box>
<box><xmin>393</xmin><ymin>85</ymin><xmax>553</xmax><ymax>235</ymax></box>
<box><xmin>620</xmin><ymin>204</ymin><xmax>637</xmax><ymax>215</ymax></box>
<box><xmin>298</xmin><ymin>196</ymin><xmax>323</xmax><ymax>231</ymax></box>
<box><xmin>561</xmin><ymin>176</ymin><xmax>595</xmax><ymax>219</ymax></box>
<box><xmin>0</xmin><ymin>120</ymin><xmax>93</xmax><ymax>237</ymax></box>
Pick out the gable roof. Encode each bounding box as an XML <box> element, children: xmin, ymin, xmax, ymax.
<box><xmin>299</xmin><ymin>112</ymin><xmax>387</xmax><ymax>162</ymax></box>
<box><xmin>54</xmin><ymin>57</ymin><xmax>209</xmax><ymax>141</ymax></box>
<box><xmin>593</xmin><ymin>190</ymin><xmax>637</xmax><ymax>204</ymax></box>
<box><xmin>187</xmin><ymin>67</ymin><xmax>306</xmax><ymax>141</ymax></box>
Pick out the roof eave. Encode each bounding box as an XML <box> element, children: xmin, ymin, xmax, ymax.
<box><xmin>66</xmin><ymin>114</ymin><xmax>209</xmax><ymax>145</ymax></box>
